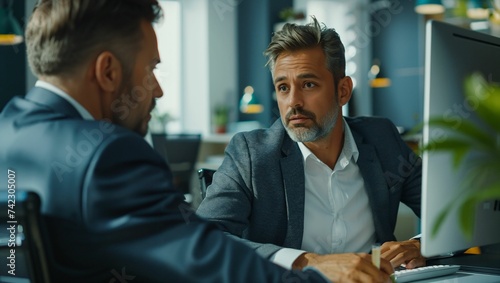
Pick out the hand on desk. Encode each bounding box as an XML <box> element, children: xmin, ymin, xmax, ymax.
<box><xmin>380</xmin><ymin>239</ymin><xmax>426</xmax><ymax>269</ymax></box>
<box><xmin>292</xmin><ymin>252</ymin><xmax>394</xmax><ymax>283</ymax></box>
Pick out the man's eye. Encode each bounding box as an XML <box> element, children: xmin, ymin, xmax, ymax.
<box><xmin>278</xmin><ymin>85</ymin><xmax>288</xmax><ymax>92</ymax></box>
<box><xmin>304</xmin><ymin>82</ymin><xmax>316</xmax><ymax>88</ymax></box>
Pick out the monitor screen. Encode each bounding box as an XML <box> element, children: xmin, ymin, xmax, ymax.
<box><xmin>421</xmin><ymin>20</ymin><xmax>500</xmax><ymax>257</ymax></box>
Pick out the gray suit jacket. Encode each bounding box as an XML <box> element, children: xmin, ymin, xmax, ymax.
<box><xmin>0</xmin><ymin>88</ymin><xmax>329</xmax><ymax>283</ymax></box>
<box><xmin>197</xmin><ymin>117</ymin><xmax>422</xmax><ymax>259</ymax></box>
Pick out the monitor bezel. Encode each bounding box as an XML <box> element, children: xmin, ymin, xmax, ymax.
<box><xmin>421</xmin><ymin>20</ymin><xmax>500</xmax><ymax>257</ymax></box>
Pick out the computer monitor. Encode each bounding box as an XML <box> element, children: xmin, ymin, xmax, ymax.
<box><xmin>421</xmin><ymin>20</ymin><xmax>500</xmax><ymax>257</ymax></box>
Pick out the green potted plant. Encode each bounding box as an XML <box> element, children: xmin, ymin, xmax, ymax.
<box><xmin>278</xmin><ymin>7</ymin><xmax>305</xmax><ymax>22</ymax></box>
<box><xmin>214</xmin><ymin>105</ymin><xmax>229</xmax><ymax>134</ymax></box>
<box><xmin>418</xmin><ymin>72</ymin><xmax>500</xmax><ymax>239</ymax></box>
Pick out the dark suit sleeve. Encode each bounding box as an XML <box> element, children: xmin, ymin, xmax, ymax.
<box><xmin>385</xmin><ymin>119</ymin><xmax>422</xmax><ymax>218</ymax></box>
<box><xmin>81</xmin><ymin>134</ymin><xmax>326</xmax><ymax>283</ymax></box>
<box><xmin>197</xmin><ymin>133</ymin><xmax>286</xmax><ymax>259</ymax></box>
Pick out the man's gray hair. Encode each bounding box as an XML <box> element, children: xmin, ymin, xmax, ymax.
<box><xmin>264</xmin><ymin>16</ymin><xmax>346</xmax><ymax>85</ymax></box>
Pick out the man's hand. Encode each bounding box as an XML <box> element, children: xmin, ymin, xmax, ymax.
<box><xmin>380</xmin><ymin>239</ymin><xmax>426</xmax><ymax>269</ymax></box>
<box><xmin>293</xmin><ymin>252</ymin><xmax>394</xmax><ymax>283</ymax></box>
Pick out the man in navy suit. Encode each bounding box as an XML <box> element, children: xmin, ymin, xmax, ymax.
<box><xmin>197</xmin><ymin>17</ymin><xmax>425</xmax><ymax>281</ymax></box>
<box><xmin>0</xmin><ymin>1</ymin><xmax>394</xmax><ymax>282</ymax></box>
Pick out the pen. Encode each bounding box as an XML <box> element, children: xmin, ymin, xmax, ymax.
<box><xmin>371</xmin><ymin>243</ymin><xmax>380</xmax><ymax>268</ymax></box>
<box><xmin>372</xmin><ymin>244</ymin><xmax>397</xmax><ymax>282</ymax></box>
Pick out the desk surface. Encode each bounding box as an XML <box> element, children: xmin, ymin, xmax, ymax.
<box><xmin>428</xmin><ymin>253</ymin><xmax>500</xmax><ymax>275</ymax></box>
<box><xmin>411</xmin><ymin>271</ymin><xmax>500</xmax><ymax>282</ymax></box>
<box><xmin>420</xmin><ymin>253</ymin><xmax>500</xmax><ymax>282</ymax></box>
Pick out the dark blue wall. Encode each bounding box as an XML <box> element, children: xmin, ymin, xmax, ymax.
<box><xmin>237</xmin><ymin>0</ymin><xmax>293</xmax><ymax>127</ymax></box>
<box><xmin>237</xmin><ymin>0</ymin><xmax>424</xmax><ymax>130</ymax></box>
<box><xmin>0</xmin><ymin>0</ymin><xmax>26</xmax><ymax>112</ymax></box>
<box><xmin>371</xmin><ymin>0</ymin><xmax>424</xmax><ymax>131</ymax></box>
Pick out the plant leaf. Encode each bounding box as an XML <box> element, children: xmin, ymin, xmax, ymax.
<box><xmin>458</xmin><ymin>182</ymin><xmax>500</xmax><ymax>239</ymax></box>
<box><xmin>420</xmin><ymin>138</ymin><xmax>471</xmax><ymax>168</ymax></box>
<box><xmin>451</xmin><ymin>146</ymin><xmax>469</xmax><ymax>168</ymax></box>
<box><xmin>464</xmin><ymin>73</ymin><xmax>500</xmax><ymax>134</ymax></box>
<box><xmin>431</xmin><ymin>201</ymin><xmax>454</xmax><ymax>238</ymax></box>
<box><xmin>426</xmin><ymin>118</ymin><xmax>495</xmax><ymax>149</ymax></box>
<box><xmin>423</xmin><ymin>72</ymin><xmax>500</xmax><ymax>239</ymax></box>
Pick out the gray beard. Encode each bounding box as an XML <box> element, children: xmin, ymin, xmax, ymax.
<box><xmin>283</xmin><ymin>105</ymin><xmax>340</xmax><ymax>143</ymax></box>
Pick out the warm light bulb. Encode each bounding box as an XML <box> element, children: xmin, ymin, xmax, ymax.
<box><xmin>415</xmin><ymin>4</ymin><xmax>445</xmax><ymax>15</ymax></box>
<box><xmin>239</xmin><ymin>85</ymin><xmax>263</xmax><ymax>114</ymax></box>
<box><xmin>244</xmin><ymin>86</ymin><xmax>254</xmax><ymax>94</ymax></box>
<box><xmin>370</xmin><ymin>65</ymin><xmax>380</xmax><ymax>77</ymax></box>
<box><xmin>0</xmin><ymin>34</ymin><xmax>23</xmax><ymax>45</ymax></box>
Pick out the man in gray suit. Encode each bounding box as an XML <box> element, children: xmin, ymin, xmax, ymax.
<box><xmin>0</xmin><ymin>2</ymin><xmax>394</xmax><ymax>282</ymax></box>
<box><xmin>197</xmin><ymin>17</ymin><xmax>424</xmax><ymax>281</ymax></box>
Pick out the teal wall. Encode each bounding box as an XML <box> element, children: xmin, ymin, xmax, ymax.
<box><xmin>371</xmin><ymin>0</ymin><xmax>424</xmax><ymax>131</ymax></box>
<box><xmin>237</xmin><ymin>0</ymin><xmax>293</xmax><ymax>127</ymax></box>
<box><xmin>0</xmin><ymin>0</ymin><xmax>26</xmax><ymax>111</ymax></box>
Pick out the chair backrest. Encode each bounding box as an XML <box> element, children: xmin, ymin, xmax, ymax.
<box><xmin>197</xmin><ymin>168</ymin><xmax>216</xmax><ymax>200</ymax></box>
<box><xmin>0</xmin><ymin>190</ymin><xmax>51</xmax><ymax>283</ymax></box>
<box><xmin>151</xmin><ymin>133</ymin><xmax>202</xmax><ymax>195</ymax></box>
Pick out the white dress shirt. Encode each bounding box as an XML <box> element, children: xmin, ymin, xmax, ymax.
<box><xmin>35</xmin><ymin>80</ymin><xmax>94</xmax><ymax>120</ymax></box>
<box><xmin>271</xmin><ymin>118</ymin><xmax>376</xmax><ymax>269</ymax></box>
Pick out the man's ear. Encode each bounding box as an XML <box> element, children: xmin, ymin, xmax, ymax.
<box><xmin>94</xmin><ymin>51</ymin><xmax>122</xmax><ymax>92</ymax></box>
<box><xmin>338</xmin><ymin>76</ymin><xmax>353</xmax><ymax>106</ymax></box>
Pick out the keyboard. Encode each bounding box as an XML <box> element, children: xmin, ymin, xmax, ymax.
<box><xmin>394</xmin><ymin>264</ymin><xmax>460</xmax><ymax>282</ymax></box>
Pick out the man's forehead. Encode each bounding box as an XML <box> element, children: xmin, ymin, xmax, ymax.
<box><xmin>273</xmin><ymin>72</ymin><xmax>322</xmax><ymax>83</ymax></box>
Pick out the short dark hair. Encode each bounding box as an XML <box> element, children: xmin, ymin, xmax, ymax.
<box><xmin>26</xmin><ymin>0</ymin><xmax>162</xmax><ymax>77</ymax></box>
<box><xmin>264</xmin><ymin>16</ymin><xmax>346</xmax><ymax>84</ymax></box>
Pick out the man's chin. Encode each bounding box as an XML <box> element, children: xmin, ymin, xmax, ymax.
<box><xmin>286</xmin><ymin>127</ymin><xmax>307</xmax><ymax>141</ymax></box>
<box><xmin>287</xmin><ymin>126</ymin><xmax>321</xmax><ymax>142</ymax></box>
<box><xmin>287</xmin><ymin>124</ymin><xmax>309</xmax><ymax>133</ymax></box>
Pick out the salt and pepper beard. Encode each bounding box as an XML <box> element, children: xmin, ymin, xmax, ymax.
<box><xmin>111</xmin><ymin>80</ymin><xmax>156</xmax><ymax>137</ymax></box>
<box><xmin>282</xmin><ymin>95</ymin><xmax>341</xmax><ymax>143</ymax></box>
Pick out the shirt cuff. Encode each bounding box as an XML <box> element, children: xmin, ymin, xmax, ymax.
<box><xmin>270</xmin><ymin>248</ymin><xmax>307</xmax><ymax>270</ymax></box>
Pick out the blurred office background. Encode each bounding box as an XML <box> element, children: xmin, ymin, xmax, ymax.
<box><xmin>2</xmin><ymin>0</ymin><xmax>498</xmax><ymax>240</ymax></box>
<box><xmin>3</xmin><ymin>0</ymin><xmax>498</xmax><ymax>134</ymax></box>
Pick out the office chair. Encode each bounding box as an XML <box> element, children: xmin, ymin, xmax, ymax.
<box><xmin>197</xmin><ymin>168</ymin><xmax>216</xmax><ymax>200</ymax></box>
<box><xmin>151</xmin><ymin>133</ymin><xmax>202</xmax><ymax>195</ymax></box>
<box><xmin>0</xmin><ymin>190</ymin><xmax>52</xmax><ymax>283</ymax></box>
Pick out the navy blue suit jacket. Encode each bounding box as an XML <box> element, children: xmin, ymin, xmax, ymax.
<box><xmin>0</xmin><ymin>87</ymin><xmax>328</xmax><ymax>283</ymax></box>
<box><xmin>197</xmin><ymin>117</ymin><xmax>422</xmax><ymax>259</ymax></box>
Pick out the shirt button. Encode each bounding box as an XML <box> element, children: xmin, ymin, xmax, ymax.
<box><xmin>341</xmin><ymin>160</ymin><xmax>349</xmax><ymax>167</ymax></box>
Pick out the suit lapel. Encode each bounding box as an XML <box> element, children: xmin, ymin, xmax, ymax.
<box><xmin>353</xmin><ymin>131</ymin><xmax>393</xmax><ymax>242</ymax></box>
<box><xmin>26</xmin><ymin>87</ymin><xmax>83</xmax><ymax>119</ymax></box>
<box><xmin>280</xmin><ymin>134</ymin><xmax>305</xmax><ymax>249</ymax></box>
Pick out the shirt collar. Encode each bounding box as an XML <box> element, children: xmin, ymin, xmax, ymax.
<box><xmin>297</xmin><ymin>117</ymin><xmax>359</xmax><ymax>164</ymax></box>
<box><xmin>35</xmin><ymin>80</ymin><xmax>94</xmax><ymax>120</ymax></box>
<box><xmin>343</xmin><ymin>118</ymin><xmax>359</xmax><ymax>162</ymax></box>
